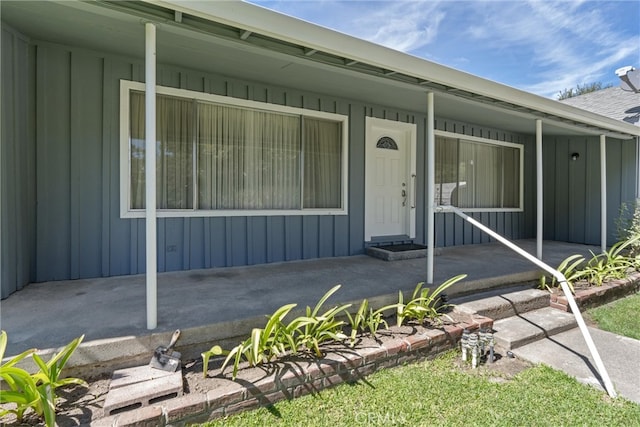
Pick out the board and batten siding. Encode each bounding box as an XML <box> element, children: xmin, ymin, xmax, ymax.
<box><xmin>4</xmin><ymin>40</ymin><xmax>540</xmax><ymax>293</ymax></box>
<box><xmin>31</xmin><ymin>42</ymin><xmax>361</xmax><ymax>284</ymax></box>
<box><xmin>543</xmin><ymin>135</ymin><xmax>637</xmax><ymax>245</ymax></box>
<box><xmin>1</xmin><ymin>26</ymin><xmax>36</xmax><ymax>299</ymax></box>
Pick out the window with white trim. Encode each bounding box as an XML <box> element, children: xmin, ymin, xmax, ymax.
<box><xmin>435</xmin><ymin>133</ymin><xmax>523</xmax><ymax>210</ymax></box>
<box><xmin>120</xmin><ymin>81</ymin><xmax>348</xmax><ymax>218</ymax></box>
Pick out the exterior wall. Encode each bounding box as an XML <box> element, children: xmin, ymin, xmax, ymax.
<box><xmin>4</xmin><ymin>39</ymin><xmax>536</xmax><ymax>290</ymax></box>
<box><xmin>1</xmin><ymin>25</ymin><xmax>36</xmax><ymax>298</ymax></box>
<box><xmin>543</xmin><ymin>135</ymin><xmax>638</xmax><ymax>245</ymax></box>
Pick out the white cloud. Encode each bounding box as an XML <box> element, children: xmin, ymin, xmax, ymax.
<box><xmin>311</xmin><ymin>1</ymin><xmax>447</xmax><ymax>53</ymax></box>
<box><xmin>460</xmin><ymin>0</ymin><xmax>639</xmax><ymax>97</ymax></box>
<box><xmin>250</xmin><ymin>0</ymin><xmax>638</xmax><ymax>98</ymax></box>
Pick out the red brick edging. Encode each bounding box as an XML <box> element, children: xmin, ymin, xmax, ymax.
<box><xmin>550</xmin><ymin>272</ymin><xmax>640</xmax><ymax>312</ymax></box>
<box><xmin>92</xmin><ymin>315</ymin><xmax>493</xmax><ymax>426</ymax></box>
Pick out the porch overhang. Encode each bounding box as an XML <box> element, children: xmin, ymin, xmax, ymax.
<box><xmin>2</xmin><ymin>0</ymin><xmax>639</xmax><ymax>141</ymax></box>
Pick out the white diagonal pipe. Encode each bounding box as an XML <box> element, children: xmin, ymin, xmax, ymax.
<box><xmin>438</xmin><ymin>205</ymin><xmax>617</xmax><ymax>398</ymax></box>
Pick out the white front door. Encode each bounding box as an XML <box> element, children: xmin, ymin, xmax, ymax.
<box><xmin>365</xmin><ymin>117</ymin><xmax>417</xmax><ymax>241</ymax></box>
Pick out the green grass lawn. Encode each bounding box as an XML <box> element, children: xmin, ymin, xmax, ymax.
<box><xmin>585</xmin><ymin>292</ymin><xmax>640</xmax><ymax>340</ymax></box>
<box><xmin>201</xmin><ymin>351</ymin><xmax>640</xmax><ymax>427</ymax></box>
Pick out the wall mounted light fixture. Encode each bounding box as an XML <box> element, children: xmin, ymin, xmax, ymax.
<box><xmin>571</xmin><ymin>152</ymin><xmax>580</xmax><ymax>161</ymax></box>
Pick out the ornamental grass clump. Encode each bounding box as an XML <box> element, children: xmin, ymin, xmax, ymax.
<box><xmin>544</xmin><ymin>235</ymin><xmax>640</xmax><ymax>292</ymax></box>
<box><xmin>345</xmin><ymin>299</ymin><xmax>397</xmax><ymax>346</ymax></box>
<box><xmin>202</xmin><ymin>285</ymin><xmax>352</xmax><ymax>379</ymax></box>
<box><xmin>396</xmin><ymin>274</ymin><xmax>466</xmax><ymax>326</ymax></box>
<box><xmin>202</xmin><ymin>277</ymin><xmax>465</xmax><ymax>380</ymax></box>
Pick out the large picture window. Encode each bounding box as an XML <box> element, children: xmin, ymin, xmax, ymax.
<box><xmin>435</xmin><ymin>132</ymin><xmax>522</xmax><ymax>210</ymax></box>
<box><xmin>120</xmin><ymin>81</ymin><xmax>348</xmax><ymax>218</ymax></box>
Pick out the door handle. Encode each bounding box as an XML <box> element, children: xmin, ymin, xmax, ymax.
<box><xmin>402</xmin><ymin>187</ymin><xmax>407</xmax><ymax>206</ymax></box>
<box><xmin>411</xmin><ymin>174</ymin><xmax>416</xmax><ymax>208</ymax></box>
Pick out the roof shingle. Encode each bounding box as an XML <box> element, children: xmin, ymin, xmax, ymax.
<box><xmin>560</xmin><ymin>87</ymin><xmax>639</xmax><ymax>126</ymax></box>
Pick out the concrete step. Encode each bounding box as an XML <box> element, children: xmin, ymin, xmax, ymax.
<box><xmin>453</xmin><ymin>287</ymin><xmax>550</xmax><ymax>321</ymax></box>
<box><xmin>492</xmin><ymin>307</ymin><xmax>577</xmax><ymax>350</ymax></box>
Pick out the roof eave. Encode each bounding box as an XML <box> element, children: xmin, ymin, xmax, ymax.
<box><xmin>148</xmin><ymin>0</ymin><xmax>640</xmax><ymax>138</ymax></box>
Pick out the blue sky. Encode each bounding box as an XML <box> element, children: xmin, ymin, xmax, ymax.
<box><xmin>247</xmin><ymin>0</ymin><xmax>640</xmax><ymax>98</ymax></box>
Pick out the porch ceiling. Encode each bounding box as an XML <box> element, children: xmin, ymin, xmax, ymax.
<box><xmin>2</xmin><ymin>0</ymin><xmax>637</xmax><ymax>140</ymax></box>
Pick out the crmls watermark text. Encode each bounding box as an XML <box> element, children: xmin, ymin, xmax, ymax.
<box><xmin>354</xmin><ymin>411</ymin><xmax>408</xmax><ymax>425</ymax></box>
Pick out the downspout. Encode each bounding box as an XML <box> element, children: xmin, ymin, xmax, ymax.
<box><xmin>536</xmin><ymin>119</ymin><xmax>543</xmax><ymax>259</ymax></box>
<box><xmin>426</xmin><ymin>92</ymin><xmax>435</xmax><ymax>285</ymax></box>
<box><xmin>600</xmin><ymin>135</ymin><xmax>607</xmax><ymax>253</ymax></box>
<box><xmin>145</xmin><ymin>22</ymin><xmax>158</xmax><ymax>330</ymax></box>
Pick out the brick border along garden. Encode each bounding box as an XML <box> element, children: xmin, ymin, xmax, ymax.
<box><xmin>93</xmin><ymin>314</ymin><xmax>493</xmax><ymax>426</ymax></box>
<box><xmin>550</xmin><ymin>271</ymin><xmax>640</xmax><ymax>312</ymax></box>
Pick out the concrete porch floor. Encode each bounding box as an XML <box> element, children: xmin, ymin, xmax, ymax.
<box><xmin>1</xmin><ymin>239</ymin><xmax>600</xmax><ymax>370</ymax></box>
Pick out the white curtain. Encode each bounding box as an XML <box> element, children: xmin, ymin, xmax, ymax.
<box><xmin>197</xmin><ymin>103</ymin><xmax>301</xmax><ymax>210</ymax></box>
<box><xmin>502</xmin><ymin>146</ymin><xmax>520</xmax><ymax>208</ymax></box>
<box><xmin>303</xmin><ymin>118</ymin><xmax>342</xmax><ymax>208</ymax></box>
<box><xmin>130</xmin><ymin>92</ymin><xmax>193</xmax><ymax>209</ymax></box>
<box><xmin>435</xmin><ymin>137</ymin><xmax>519</xmax><ymax>209</ymax></box>
<box><xmin>471</xmin><ymin>142</ymin><xmax>500</xmax><ymax>208</ymax></box>
<box><xmin>130</xmin><ymin>93</ymin><xmax>343</xmax><ymax>212</ymax></box>
<box><xmin>434</xmin><ymin>136</ymin><xmax>459</xmax><ymax>206</ymax></box>
<box><xmin>130</xmin><ymin>92</ymin><xmax>146</xmax><ymax>209</ymax></box>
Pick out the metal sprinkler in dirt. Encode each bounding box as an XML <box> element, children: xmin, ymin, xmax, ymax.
<box><xmin>461</xmin><ymin>328</ymin><xmax>495</xmax><ymax>368</ymax></box>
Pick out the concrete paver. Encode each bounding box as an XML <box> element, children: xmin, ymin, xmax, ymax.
<box><xmin>513</xmin><ymin>326</ymin><xmax>640</xmax><ymax>404</ymax></box>
<box><xmin>103</xmin><ymin>365</ymin><xmax>184</xmax><ymax>415</ymax></box>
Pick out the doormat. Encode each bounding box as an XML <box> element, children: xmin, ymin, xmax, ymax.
<box><xmin>377</xmin><ymin>243</ymin><xmax>427</xmax><ymax>252</ymax></box>
<box><xmin>366</xmin><ymin>244</ymin><xmax>427</xmax><ymax>261</ymax></box>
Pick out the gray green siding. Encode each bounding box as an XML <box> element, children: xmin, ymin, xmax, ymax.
<box><xmin>543</xmin><ymin>136</ymin><xmax>637</xmax><ymax>245</ymax></box>
<box><xmin>2</xmin><ymin>36</ymin><xmax>635</xmax><ymax>297</ymax></box>
<box><xmin>1</xmin><ymin>26</ymin><xmax>36</xmax><ymax>298</ymax></box>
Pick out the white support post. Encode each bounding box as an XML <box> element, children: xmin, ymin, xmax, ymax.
<box><xmin>145</xmin><ymin>22</ymin><xmax>157</xmax><ymax>330</ymax></box>
<box><xmin>536</xmin><ymin>119</ymin><xmax>543</xmax><ymax>259</ymax></box>
<box><xmin>426</xmin><ymin>92</ymin><xmax>435</xmax><ymax>285</ymax></box>
<box><xmin>600</xmin><ymin>135</ymin><xmax>607</xmax><ymax>253</ymax></box>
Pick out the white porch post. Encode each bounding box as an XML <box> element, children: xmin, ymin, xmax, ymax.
<box><xmin>426</xmin><ymin>92</ymin><xmax>435</xmax><ymax>285</ymax></box>
<box><xmin>600</xmin><ymin>134</ymin><xmax>607</xmax><ymax>253</ymax></box>
<box><xmin>145</xmin><ymin>22</ymin><xmax>158</xmax><ymax>330</ymax></box>
<box><xmin>536</xmin><ymin>119</ymin><xmax>543</xmax><ymax>259</ymax></box>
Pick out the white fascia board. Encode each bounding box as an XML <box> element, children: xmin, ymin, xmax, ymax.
<box><xmin>148</xmin><ymin>0</ymin><xmax>639</xmax><ymax>138</ymax></box>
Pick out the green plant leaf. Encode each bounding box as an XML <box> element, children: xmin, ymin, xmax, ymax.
<box><xmin>201</xmin><ymin>345</ymin><xmax>226</xmax><ymax>378</ymax></box>
<box><xmin>310</xmin><ymin>284</ymin><xmax>342</xmax><ymax>318</ymax></box>
<box><xmin>37</xmin><ymin>384</ymin><xmax>56</xmax><ymax>427</ymax></box>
